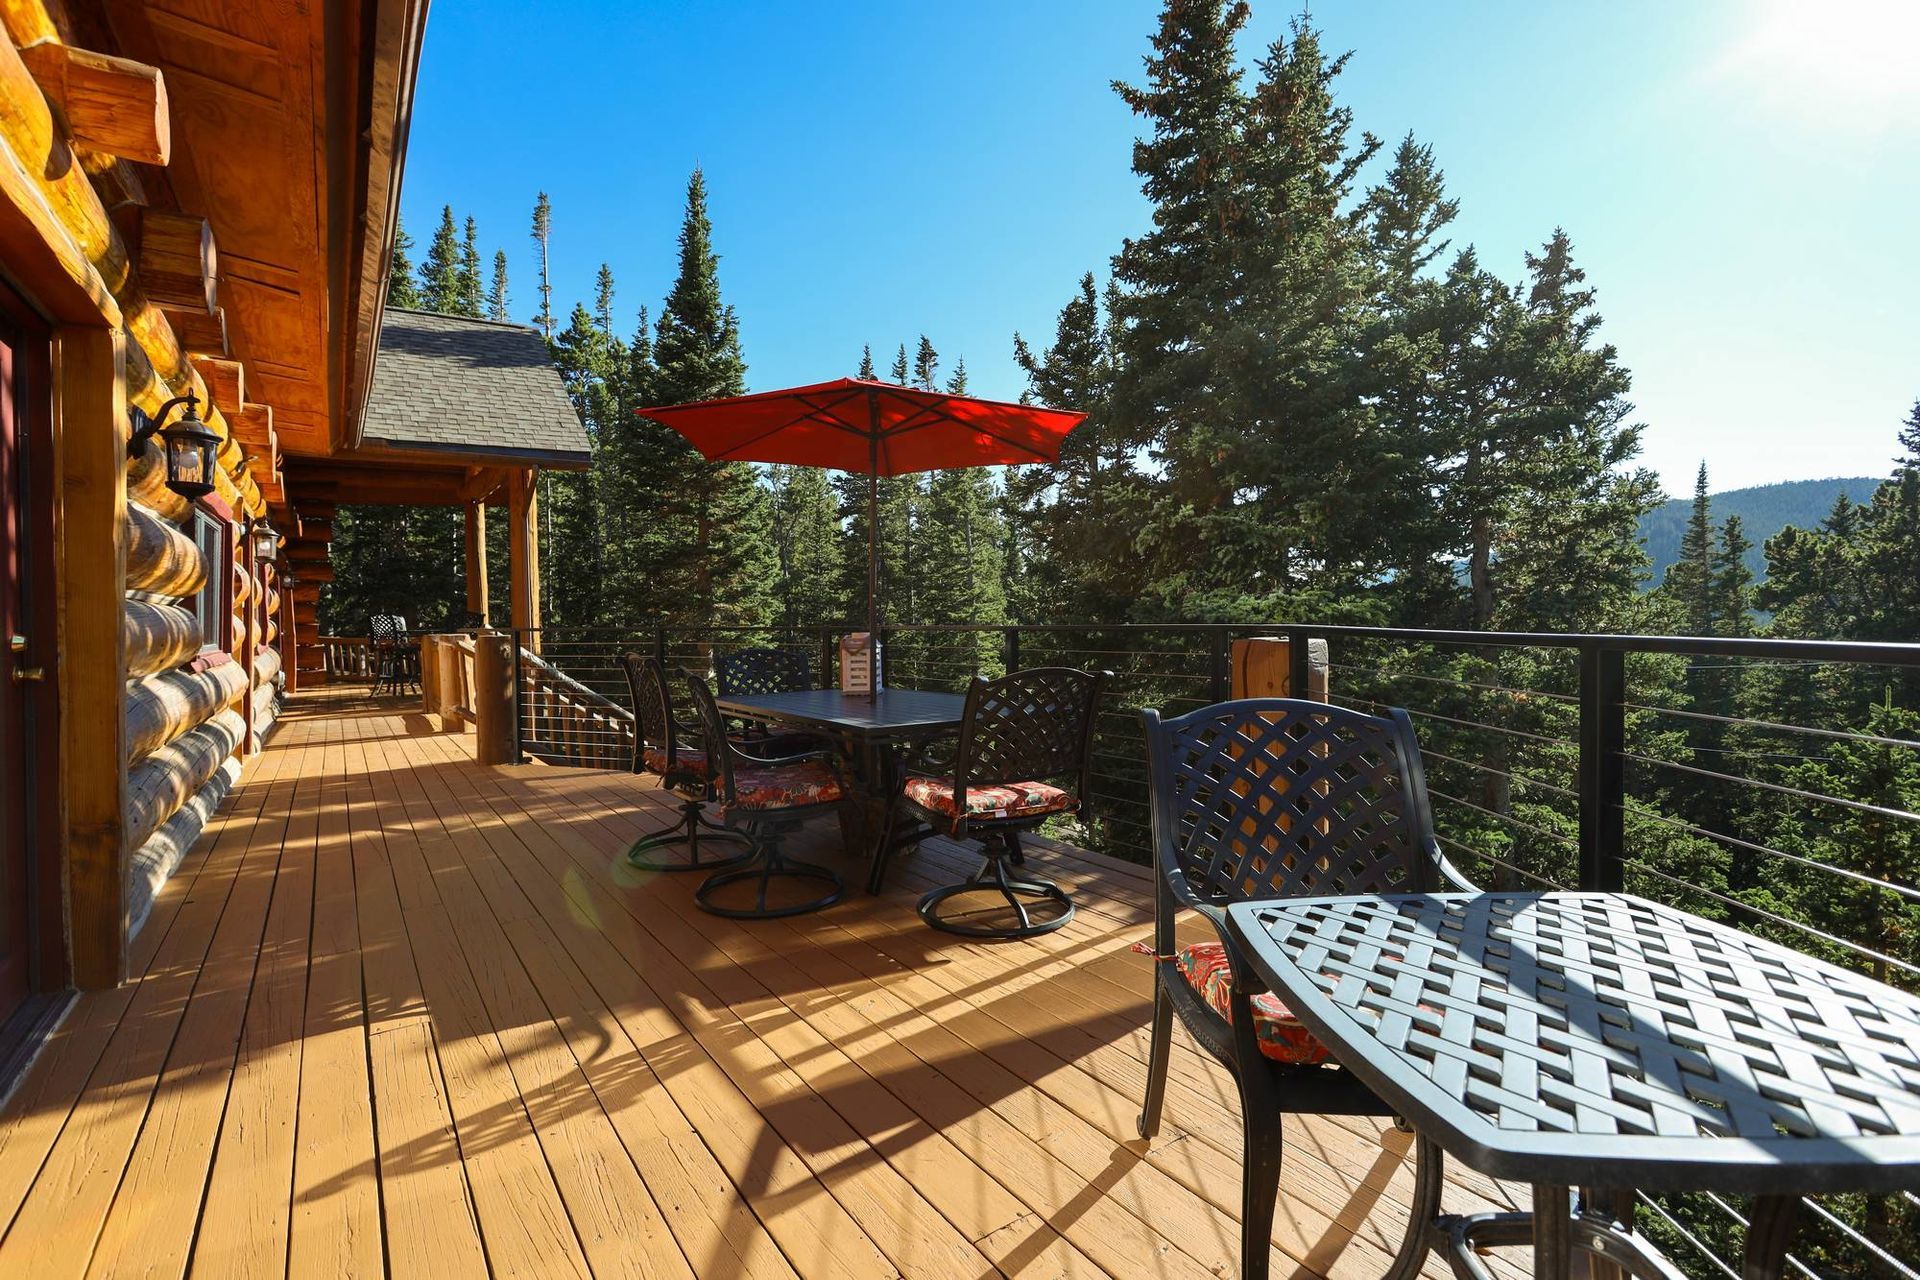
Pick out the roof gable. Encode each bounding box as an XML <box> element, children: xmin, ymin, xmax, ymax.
<box><xmin>361</xmin><ymin>308</ymin><xmax>591</xmax><ymax>464</ymax></box>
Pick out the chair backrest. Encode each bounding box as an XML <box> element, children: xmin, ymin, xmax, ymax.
<box><xmin>619</xmin><ymin>651</ymin><xmax>678</xmax><ymax>776</ymax></box>
<box><xmin>951</xmin><ymin>667</ymin><xmax>1105</xmax><ymax>813</ymax></box>
<box><xmin>716</xmin><ymin>647</ymin><xmax>816</xmax><ymax>698</ymax></box>
<box><xmin>369</xmin><ymin>614</ymin><xmax>406</xmax><ymax>644</ymax></box>
<box><xmin>1141</xmin><ymin>698</ymin><xmax>1443</xmax><ymax>912</ymax></box>
<box><xmin>678</xmin><ymin>668</ymin><xmax>739</xmax><ymax>803</ymax></box>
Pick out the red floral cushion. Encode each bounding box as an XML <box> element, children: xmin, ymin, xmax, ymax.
<box><xmin>1174</xmin><ymin>942</ymin><xmax>1332</xmax><ymax>1066</ymax></box>
<box><xmin>642</xmin><ymin>746</ymin><xmax>707</xmax><ymax>778</ymax></box>
<box><xmin>728</xmin><ymin>760</ymin><xmax>844</xmax><ymax>811</ymax></box>
<box><xmin>903</xmin><ymin>777</ymin><xmax>1077</xmax><ymax>824</ymax></box>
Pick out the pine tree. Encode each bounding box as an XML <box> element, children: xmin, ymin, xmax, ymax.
<box><xmin>857</xmin><ymin>344</ymin><xmax>876</xmax><ymax>380</ymax></box>
<box><xmin>770</xmin><ymin>466</ymin><xmax>845</xmax><ymax>631</ymax></box>
<box><xmin>531</xmin><ymin>192</ymin><xmax>555</xmax><ymax>338</ymax></box>
<box><xmin>388</xmin><ymin>215</ymin><xmax>421</xmax><ymax>308</ymax></box>
<box><xmin>457</xmin><ymin>216</ymin><xmax>485</xmax><ymax>317</ymax></box>
<box><xmin>419</xmin><ymin>205</ymin><xmax>462</xmax><ymax>313</ymax></box>
<box><xmin>488</xmin><ymin>250</ymin><xmax>510</xmax><ymax>322</ymax></box>
<box><xmin>889</xmin><ymin>344</ymin><xmax>908</xmax><ymax>385</ymax></box>
<box><xmin>595</xmin><ymin>263</ymin><xmax>615</xmax><ymax>337</ymax></box>
<box><xmin>1363</xmin><ymin>134</ymin><xmax>1459</xmax><ymax>291</ymax></box>
<box><xmin>1711</xmin><ymin>515</ymin><xmax>1755</xmax><ymax>639</ymax></box>
<box><xmin>945</xmin><ymin>357</ymin><xmax>968</xmax><ymax>396</ymax></box>
<box><xmin>912</xmin><ymin>335</ymin><xmax>939</xmax><ymax>391</ymax></box>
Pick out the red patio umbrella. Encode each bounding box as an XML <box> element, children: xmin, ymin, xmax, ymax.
<box><xmin>637</xmin><ymin>377</ymin><xmax>1085</xmax><ymax>683</ymax></box>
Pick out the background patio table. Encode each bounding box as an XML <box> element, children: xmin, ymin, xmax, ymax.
<box><xmin>713</xmin><ymin>687</ymin><xmax>966</xmax><ymax>886</ymax></box>
<box><xmin>1223</xmin><ymin>890</ymin><xmax>1920</xmax><ymax>1280</ymax></box>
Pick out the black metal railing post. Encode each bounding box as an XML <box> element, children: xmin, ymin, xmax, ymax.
<box><xmin>1005</xmin><ymin>626</ymin><xmax>1021</xmax><ymax>674</ymax></box>
<box><xmin>1208</xmin><ymin>627</ymin><xmax>1231</xmax><ymax>703</ymax></box>
<box><xmin>652</xmin><ymin>623</ymin><xmax>667</xmax><ymax>664</ymax></box>
<box><xmin>509</xmin><ymin>627</ymin><xmax>526</xmax><ymax>764</ymax></box>
<box><xmin>1578</xmin><ymin>642</ymin><xmax>1627</xmax><ymax>892</ymax></box>
<box><xmin>1288</xmin><ymin>626</ymin><xmax>1312</xmax><ymax>700</ymax></box>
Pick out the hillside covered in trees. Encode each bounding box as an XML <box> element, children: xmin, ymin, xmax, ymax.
<box><xmin>1641</xmin><ymin>474</ymin><xmax>1880</xmax><ymax>585</ymax></box>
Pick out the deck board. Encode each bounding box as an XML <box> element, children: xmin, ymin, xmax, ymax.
<box><xmin>0</xmin><ymin>689</ymin><xmax>1527</xmax><ymax>1278</ymax></box>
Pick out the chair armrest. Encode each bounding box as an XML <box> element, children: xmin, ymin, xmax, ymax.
<box><xmin>899</xmin><ymin>731</ymin><xmax>960</xmax><ymax>778</ymax></box>
<box><xmin>734</xmin><ymin>747</ymin><xmax>842</xmax><ymax>771</ymax></box>
<box><xmin>1427</xmin><ymin>838</ymin><xmax>1478</xmax><ymax>892</ymax></box>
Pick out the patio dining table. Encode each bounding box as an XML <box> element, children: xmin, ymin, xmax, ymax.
<box><xmin>1223</xmin><ymin>890</ymin><xmax>1920</xmax><ymax>1280</ymax></box>
<box><xmin>713</xmin><ymin>687</ymin><xmax>967</xmax><ymax>889</ymax></box>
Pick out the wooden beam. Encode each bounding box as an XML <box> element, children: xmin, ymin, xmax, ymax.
<box><xmin>53</xmin><ymin>325</ymin><xmax>128</xmax><ymax>989</ymax></box>
<box><xmin>508</xmin><ymin>468</ymin><xmax>540</xmax><ymax>639</ymax></box>
<box><xmin>113</xmin><ymin>208</ymin><xmax>215</xmax><ymax>313</ymax></box>
<box><xmin>457</xmin><ymin>465</ymin><xmax>505</xmax><ymax>502</ymax></box>
<box><xmin>188</xmin><ymin>354</ymin><xmax>242</xmax><ymax>418</ymax></box>
<box><xmin>228</xmin><ymin>401</ymin><xmax>272</xmax><ymax>445</ymax></box>
<box><xmin>163</xmin><ymin>305</ymin><xmax>226</xmax><ymax>357</ymax></box>
<box><xmin>16</xmin><ymin>41</ymin><xmax>169</xmax><ymax>166</ymax></box>
<box><xmin>465</xmin><ymin>502</ymin><xmax>488</xmax><ymax>625</ymax></box>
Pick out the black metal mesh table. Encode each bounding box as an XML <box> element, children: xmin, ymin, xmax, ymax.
<box><xmin>1224</xmin><ymin>891</ymin><xmax>1920</xmax><ymax>1279</ymax></box>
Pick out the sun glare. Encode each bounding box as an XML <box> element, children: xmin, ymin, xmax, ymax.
<box><xmin>1711</xmin><ymin>0</ymin><xmax>1920</xmax><ymax>123</ymax></box>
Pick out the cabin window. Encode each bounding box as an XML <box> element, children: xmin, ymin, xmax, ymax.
<box><xmin>189</xmin><ymin>508</ymin><xmax>230</xmax><ymax>653</ymax></box>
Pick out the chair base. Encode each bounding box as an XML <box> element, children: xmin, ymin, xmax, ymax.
<box><xmin>917</xmin><ymin>852</ymin><xmax>1074</xmax><ymax>939</ymax></box>
<box><xmin>625</xmin><ymin>799</ymin><xmax>756</xmax><ymax>873</ymax></box>
<box><xmin>696</xmin><ymin>848</ymin><xmax>843</xmax><ymax>919</ymax></box>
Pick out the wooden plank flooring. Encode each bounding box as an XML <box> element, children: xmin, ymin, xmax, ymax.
<box><xmin>0</xmin><ymin>689</ymin><xmax>1527</xmax><ymax>1279</ymax></box>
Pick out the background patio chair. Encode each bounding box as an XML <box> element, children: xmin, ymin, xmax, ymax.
<box><xmin>368</xmin><ymin>614</ymin><xmax>417</xmax><ymax>695</ymax></box>
<box><xmin>618</xmin><ymin>652</ymin><xmax>754</xmax><ymax>874</ymax></box>
<box><xmin>1137</xmin><ymin>697</ymin><xmax>1474</xmax><ymax>1280</ymax></box>
<box><xmin>681</xmin><ymin>669</ymin><xmax>848</xmax><ymax>919</ymax></box>
<box><xmin>715</xmin><ymin>645</ymin><xmax>829</xmax><ymax>753</ymax></box>
<box><xmin>891</xmin><ymin>666</ymin><xmax>1104</xmax><ymax>939</ymax></box>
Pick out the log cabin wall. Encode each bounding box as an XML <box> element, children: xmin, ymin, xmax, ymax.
<box><xmin>0</xmin><ymin>0</ymin><xmax>293</xmax><ymax>984</ymax></box>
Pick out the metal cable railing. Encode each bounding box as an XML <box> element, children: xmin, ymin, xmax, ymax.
<box><xmin>467</xmin><ymin>617</ymin><xmax>1920</xmax><ymax>1275</ymax></box>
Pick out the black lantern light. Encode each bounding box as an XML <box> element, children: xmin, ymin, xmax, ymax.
<box><xmin>128</xmin><ymin>392</ymin><xmax>221</xmax><ymax>500</ymax></box>
<box><xmin>249</xmin><ymin>516</ymin><xmax>279</xmax><ymax>564</ymax></box>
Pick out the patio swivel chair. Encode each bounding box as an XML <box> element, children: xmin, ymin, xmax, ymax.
<box><xmin>681</xmin><ymin>669</ymin><xmax>849</xmax><ymax>919</ymax></box>
<box><xmin>892</xmin><ymin>667</ymin><xmax>1104</xmax><ymax>939</ymax></box>
<box><xmin>715</xmin><ymin>646</ymin><xmax>830</xmax><ymax>754</ymax></box>
<box><xmin>1136</xmin><ymin>697</ymin><xmax>1474</xmax><ymax>1280</ymax></box>
<box><xmin>618</xmin><ymin>652</ymin><xmax>755</xmax><ymax>874</ymax></box>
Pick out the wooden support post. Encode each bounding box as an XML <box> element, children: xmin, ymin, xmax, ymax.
<box><xmin>54</xmin><ymin>326</ymin><xmax>128</xmax><ymax>989</ymax></box>
<box><xmin>419</xmin><ymin>634</ymin><xmax>439</xmax><ymax>715</ymax></box>
<box><xmin>508</xmin><ymin>469</ymin><xmax>539</xmax><ymax>649</ymax></box>
<box><xmin>237</xmin><ymin>532</ymin><xmax>257</xmax><ymax>755</ymax></box>
<box><xmin>474</xmin><ymin>633</ymin><xmax>515</xmax><ymax>764</ymax></box>
<box><xmin>464</xmin><ymin>501</ymin><xmax>488</xmax><ymax>625</ymax></box>
<box><xmin>1230</xmin><ymin>636</ymin><xmax>1330</xmax><ymax>700</ymax></box>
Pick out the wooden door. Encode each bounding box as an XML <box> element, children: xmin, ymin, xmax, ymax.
<box><xmin>0</xmin><ymin>311</ymin><xmax>37</xmax><ymax>1020</ymax></box>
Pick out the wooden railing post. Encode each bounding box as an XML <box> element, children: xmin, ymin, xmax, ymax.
<box><xmin>435</xmin><ymin>636</ymin><xmax>463</xmax><ymax>733</ymax></box>
<box><xmin>474</xmin><ymin>633</ymin><xmax>515</xmax><ymax>765</ymax></box>
<box><xmin>419</xmin><ymin>634</ymin><xmax>439</xmax><ymax>714</ymax></box>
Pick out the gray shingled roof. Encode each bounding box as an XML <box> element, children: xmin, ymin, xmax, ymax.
<box><xmin>361</xmin><ymin>308</ymin><xmax>591</xmax><ymax>463</ymax></box>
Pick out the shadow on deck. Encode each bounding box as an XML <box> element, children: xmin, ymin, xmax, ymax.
<box><xmin>0</xmin><ymin>687</ymin><xmax>1525</xmax><ymax>1279</ymax></box>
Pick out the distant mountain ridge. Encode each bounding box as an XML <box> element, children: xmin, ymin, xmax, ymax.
<box><xmin>1639</xmin><ymin>476</ymin><xmax>1882</xmax><ymax>586</ymax></box>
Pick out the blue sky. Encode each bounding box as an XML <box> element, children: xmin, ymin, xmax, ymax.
<box><xmin>400</xmin><ymin>0</ymin><xmax>1920</xmax><ymax>496</ymax></box>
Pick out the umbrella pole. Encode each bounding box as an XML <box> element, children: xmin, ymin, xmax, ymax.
<box><xmin>867</xmin><ymin>457</ymin><xmax>880</xmax><ymax>695</ymax></box>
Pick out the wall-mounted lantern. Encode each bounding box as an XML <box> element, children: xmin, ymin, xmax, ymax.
<box><xmin>128</xmin><ymin>392</ymin><xmax>220</xmax><ymax>500</ymax></box>
<box><xmin>249</xmin><ymin>516</ymin><xmax>279</xmax><ymax>564</ymax></box>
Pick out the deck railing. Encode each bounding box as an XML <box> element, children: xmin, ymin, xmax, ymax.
<box><xmin>502</xmin><ymin>618</ymin><xmax>1920</xmax><ymax>1278</ymax></box>
<box><xmin>314</xmin><ymin>634</ymin><xmax>372</xmax><ymax>680</ymax></box>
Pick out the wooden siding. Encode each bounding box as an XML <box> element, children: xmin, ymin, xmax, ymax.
<box><xmin>0</xmin><ymin>689</ymin><xmax>1527</xmax><ymax>1278</ymax></box>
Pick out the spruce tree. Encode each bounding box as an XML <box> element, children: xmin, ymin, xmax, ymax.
<box><xmin>1363</xmin><ymin>134</ymin><xmax>1459</xmax><ymax>291</ymax></box>
<box><xmin>890</xmin><ymin>344</ymin><xmax>909</xmax><ymax>385</ymax></box>
<box><xmin>857</xmin><ymin>344</ymin><xmax>876</xmax><ymax>380</ymax></box>
<box><xmin>457</xmin><ymin>216</ymin><xmax>485</xmax><ymax>317</ymax></box>
<box><xmin>612</xmin><ymin>170</ymin><xmax>776</xmax><ymax>630</ymax></box>
<box><xmin>945</xmin><ymin>357</ymin><xmax>968</xmax><ymax>396</ymax></box>
<box><xmin>595</xmin><ymin>264</ymin><xmax>616</xmax><ymax>337</ymax></box>
<box><xmin>1896</xmin><ymin>398</ymin><xmax>1920</xmax><ymax>470</ymax></box>
<box><xmin>488</xmin><ymin>251</ymin><xmax>510</xmax><ymax>322</ymax></box>
<box><xmin>1711</xmin><ymin>515</ymin><xmax>1755</xmax><ymax>638</ymax></box>
<box><xmin>388</xmin><ymin>215</ymin><xmax>421</xmax><ymax>308</ymax></box>
<box><xmin>1665</xmin><ymin>463</ymin><xmax>1717</xmax><ymax>635</ymax></box>
<box><xmin>531</xmin><ymin>192</ymin><xmax>555</xmax><ymax>338</ymax></box>
<box><xmin>419</xmin><ymin>205</ymin><xmax>462</xmax><ymax>313</ymax></box>
<box><xmin>912</xmin><ymin>335</ymin><xmax>939</xmax><ymax>391</ymax></box>
<box><xmin>770</xmin><ymin>466</ymin><xmax>845</xmax><ymax>631</ymax></box>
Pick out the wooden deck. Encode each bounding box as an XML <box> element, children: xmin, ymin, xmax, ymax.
<box><xmin>0</xmin><ymin>689</ymin><xmax>1526</xmax><ymax>1279</ymax></box>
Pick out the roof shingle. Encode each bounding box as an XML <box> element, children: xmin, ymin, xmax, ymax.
<box><xmin>362</xmin><ymin>308</ymin><xmax>591</xmax><ymax>463</ymax></box>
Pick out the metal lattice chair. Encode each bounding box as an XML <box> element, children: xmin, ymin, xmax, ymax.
<box><xmin>1137</xmin><ymin>697</ymin><xmax>1475</xmax><ymax>1280</ymax></box>
<box><xmin>681</xmin><ymin>669</ymin><xmax>848</xmax><ymax>919</ymax></box>
<box><xmin>890</xmin><ymin>666</ymin><xmax>1105</xmax><ymax>939</ymax></box>
<box><xmin>368</xmin><ymin>614</ymin><xmax>417</xmax><ymax>695</ymax></box>
<box><xmin>715</xmin><ymin>646</ymin><xmax>829</xmax><ymax>754</ymax></box>
<box><xmin>618</xmin><ymin>653</ymin><xmax>754</xmax><ymax>874</ymax></box>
